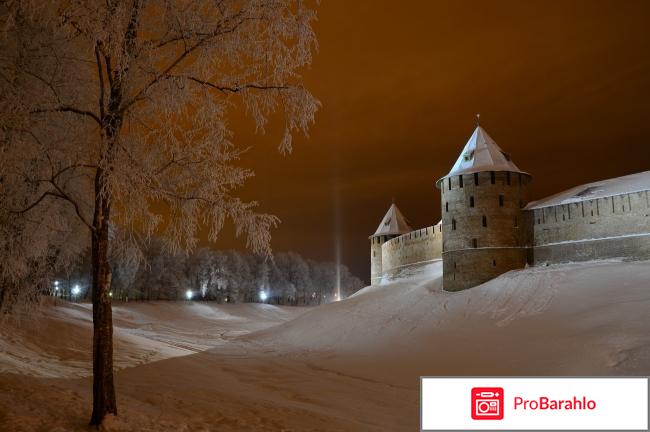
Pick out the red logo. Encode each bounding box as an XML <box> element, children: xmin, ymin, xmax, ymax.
<box><xmin>471</xmin><ymin>387</ymin><xmax>504</xmax><ymax>420</ymax></box>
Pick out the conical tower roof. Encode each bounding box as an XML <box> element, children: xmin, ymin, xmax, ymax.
<box><xmin>370</xmin><ymin>203</ymin><xmax>413</xmax><ymax>238</ymax></box>
<box><xmin>438</xmin><ymin>126</ymin><xmax>528</xmax><ymax>185</ymax></box>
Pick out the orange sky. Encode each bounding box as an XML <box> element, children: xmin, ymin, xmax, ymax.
<box><xmin>216</xmin><ymin>0</ymin><xmax>650</xmax><ymax>283</ymax></box>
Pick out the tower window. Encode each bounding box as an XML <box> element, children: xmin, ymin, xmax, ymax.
<box><xmin>445</xmin><ymin>202</ymin><xmax>449</xmax><ymax>212</ymax></box>
<box><xmin>506</xmin><ymin>172</ymin><xmax>511</xmax><ymax>185</ymax></box>
<box><xmin>482</xmin><ymin>215</ymin><xmax>487</xmax><ymax>227</ymax></box>
<box><xmin>472</xmin><ymin>238</ymin><xmax>478</xmax><ymax>248</ymax></box>
<box><xmin>490</xmin><ymin>171</ymin><xmax>495</xmax><ymax>184</ymax></box>
<box><xmin>499</xmin><ymin>194</ymin><xmax>504</xmax><ymax>207</ymax></box>
<box><xmin>469</xmin><ymin>196</ymin><xmax>474</xmax><ymax>207</ymax></box>
<box><xmin>452</xmin><ymin>219</ymin><xmax>456</xmax><ymax>230</ymax></box>
<box><xmin>448</xmin><ymin>178</ymin><xmax>451</xmax><ymax>190</ymax></box>
<box><xmin>459</xmin><ymin>175</ymin><xmax>463</xmax><ymax>188</ymax></box>
<box><xmin>474</xmin><ymin>173</ymin><xmax>479</xmax><ymax>185</ymax></box>
<box><xmin>492</xmin><ymin>259</ymin><xmax>496</xmax><ymax>267</ymax></box>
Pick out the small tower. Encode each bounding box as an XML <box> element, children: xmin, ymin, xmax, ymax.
<box><xmin>369</xmin><ymin>203</ymin><xmax>413</xmax><ymax>285</ymax></box>
<box><xmin>436</xmin><ymin>125</ymin><xmax>533</xmax><ymax>291</ymax></box>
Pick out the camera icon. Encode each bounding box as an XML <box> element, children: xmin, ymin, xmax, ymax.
<box><xmin>471</xmin><ymin>387</ymin><xmax>504</xmax><ymax>420</ymax></box>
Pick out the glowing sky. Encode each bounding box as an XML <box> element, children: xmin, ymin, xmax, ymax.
<box><xmin>218</xmin><ymin>0</ymin><xmax>650</xmax><ymax>283</ymax></box>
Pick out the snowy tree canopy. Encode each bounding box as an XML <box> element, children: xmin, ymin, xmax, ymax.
<box><xmin>0</xmin><ymin>0</ymin><xmax>320</xmax><ymax>307</ymax></box>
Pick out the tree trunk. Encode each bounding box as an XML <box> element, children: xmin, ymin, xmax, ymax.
<box><xmin>89</xmin><ymin>172</ymin><xmax>117</xmax><ymax>426</ymax></box>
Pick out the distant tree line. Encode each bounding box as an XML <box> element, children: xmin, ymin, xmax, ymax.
<box><xmin>55</xmin><ymin>239</ymin><xmax>364</xmax><ymax>306</ymax></box>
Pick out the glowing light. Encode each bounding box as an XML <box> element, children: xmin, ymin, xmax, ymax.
<box><xmin>259</xmin><ymin>291</ymin><xmax>268</xmax><ymax>302</ymax></box>
<box><xmin>109</xmin><ymin>291</ymin><xmax>113</xmax><ymax>297</ymax></box>
<box><xmin>185</xmin><ymin>290</ymin><xmax>193</xmax><ymax>300</ymax></box>
<box><xmin>72</xmin><ymin>285</ymin><xmax>80</xmax><ymax>296</ymax></box>
<box><xmin>54</xmin><ymin>280</ymin><xmax>59</xmax><ymax>286</ymax></box>
<box><xmin>334</xmin><ymin>184</ymin><xmax>342</xmax><ymax>302</ymax></box>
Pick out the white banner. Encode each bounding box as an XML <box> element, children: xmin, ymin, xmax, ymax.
<box><xmin>421</xmin><ymin>377</ymin><xmax>648</xmax><ymax>430</ymax></box>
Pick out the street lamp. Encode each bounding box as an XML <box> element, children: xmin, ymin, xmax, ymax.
<box><xmin>259</xmin><ymin>291</ymin><xmax>268</xmax><ymax>302</ymax></box>
<box><xmin>186</xmin><ymin>290</ymin><xmax>193</xmax><ymax>300</ymax></box>
<box><xmin>72</xmin><ymin>285</ymin><xmax>80</xmax><ymax>296</ymax></box>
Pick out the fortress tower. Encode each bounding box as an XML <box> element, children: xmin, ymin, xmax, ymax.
<box><xmin>436</xmin><ymin>126</ymin><xmax>533</xmax><ymax>291</ymax></box>
<box><xmin>369</xmin><ymin>203</ymin><xmax>413</xmax><ymax>284</ymax></box>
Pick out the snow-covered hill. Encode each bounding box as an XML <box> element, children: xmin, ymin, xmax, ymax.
<box><xmin>248</xmin><ymin>259</ymin><xmax>650</xmax><ymax>378</ymax></box>
<box><xmin>0</xmin><ymin>301</ymin><xmax>307</xmax><ymax>378</ymax></box>
<box><xmin>1</xmin><ymin>260</ymin><xmax>649</xmax><ymax>431</ymax></box>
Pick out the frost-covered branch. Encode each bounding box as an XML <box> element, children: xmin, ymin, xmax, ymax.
<box><xmin>31</xmin><ymin>106</ymin><xmax>101</xmax><ymax>125</ymax></box>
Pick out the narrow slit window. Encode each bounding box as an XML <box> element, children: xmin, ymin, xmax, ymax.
<box><xmin>452</xmin><ymin>219</ymin><xmax>456</xmax><ymax>230</ymax></box>
<box><xmin>448</xmin><ymin>178</ymin><xmax>451</xmax><ymax>190</ymax></box>
<box><xmin>499</xmin><ymin>194</ymin><xmax>504</xmax><ymax>207</ymax></box>
<box><xmin>459</xmin><ymin>175</ymin><xmax>463</xmax><ymax>188</ymax></box>
<box><xmin>445</xmin><ymin>202</ymin><xmax>449</xmax><ymax>212</ymax></box>
<box><xmin>492</xmin><ymin>259</ymin><xmax>496</xmax><ymax>267</ymax></box>
<box><xmin>490</xmin><ymin>171</ymin><xmax>495</xmax><ymax>184</ymax></box>
<box><xmin>470</xmin><ymin>196</ymin><xmax>474</xmax><ymax>207</ymax></box>
<box><xmin>506</xmin><ymin>172</ymin><xmax>511</xmax><ymax>185</ymax></box>
<box><xmin>482</xmin><ymin>215</ymin><xmax>487</xmax><ymax>227</ymax></box>
<box><xmin>474</xmin><ymin>173</ymin><xmax>479</xmax><ymax>185</ymax></box>
<box><xmin>472</xmin><ymin>238</ymin><xmax>478</xmax><ymax>248</ymax></box>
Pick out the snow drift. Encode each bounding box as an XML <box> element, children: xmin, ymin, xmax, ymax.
<box><xmin>248</xmin><ymin>259</ymin><xmax>650</xmax><ymax>379</ymax></box>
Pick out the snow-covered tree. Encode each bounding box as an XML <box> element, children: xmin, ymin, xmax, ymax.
<box><xmin>0</xmin><ymin>0</ymin><xmax>318</xmax><ymax>425</ymax></box>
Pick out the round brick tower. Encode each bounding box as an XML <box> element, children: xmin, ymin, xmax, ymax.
<box><xmin>436</xmin><ymin>126</ymin><xmax>533</xmax><ymax>291</ymax></box>
<box><xmin>369</xmin><ymin>203</ymin><xmax>412</xmax><ymax>285</ymax></box>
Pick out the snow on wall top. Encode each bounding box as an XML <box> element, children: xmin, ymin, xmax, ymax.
<box><xmin>439</xmin><ymin>126</ymin><xmax>528</xmax><ymax>182</ymax></box>
<box><xmin>525</xmin><ymin>170</ymin><xmax>650</xmax><ymax>210</ymax></box>
<box><xmin>370</xmin><ymin>203</ymin><xmax>413</xmax><ymax>237</ymax></box>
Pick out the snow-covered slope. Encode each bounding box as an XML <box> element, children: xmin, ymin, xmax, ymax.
<box><xmin>2</xmin><ymin>260</ymin><xmax>649</xmax><ymax>431</ymax></box>
<box><xmin>0</xmin><ymin>301</ymin><xmax>307</xmax><ymax>378</ymax></box>
<box><xmin>249</xmin><ymin>259</ymin><xmax>650</xmax><ymax>377</ymax></box>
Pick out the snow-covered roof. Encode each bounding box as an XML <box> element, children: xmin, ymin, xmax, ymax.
<box><xmin>526</xmin><ymin>170</ymin><xmax>650</xmax><ymax>210</ymax></box>
<box><xmin>370</xmin><ymin>203</ymin><xmax>413</xmax><ymax>237</ymax></box>
<box><xmin>438</xmin><ymin>126</ymin><xmax>528</xmax><ymax>183</ymax></box>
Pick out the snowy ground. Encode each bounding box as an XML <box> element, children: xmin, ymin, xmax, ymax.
<box><xmin>1</xmin><ymin>260</ymin><xmax>650</xmax><ymax>431</ymax></box>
